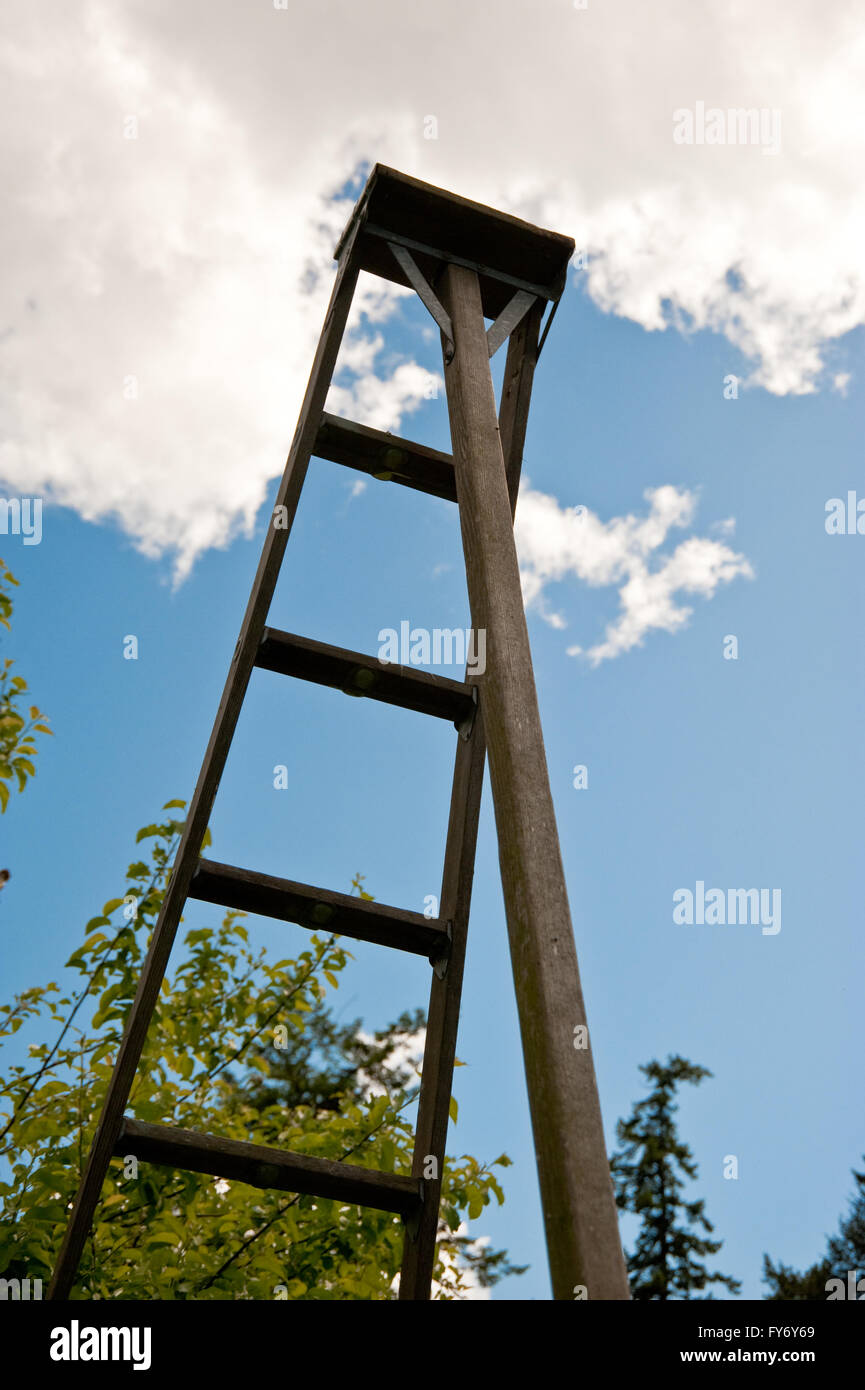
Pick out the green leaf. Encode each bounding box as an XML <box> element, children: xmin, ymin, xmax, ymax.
<box><xmin>448</xmin><ymin>1095</ymin><xmax>458</xmax><ymax>1125</ymax></box>
<box><xmin>0</xmin><ymin>803</ymin><xmax>520</xmax><ymax>1302</ymax></box>
<box><xmin>36</xmin><ymin>1080</ymin><xmax>68</xmax><ymax>1099</ymax></box>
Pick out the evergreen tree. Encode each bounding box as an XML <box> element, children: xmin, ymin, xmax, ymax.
<box><xmin>610</xmin><ymin>1055</ymin><xmax>741</xmax><ymax>1299</ymax></box>
<box><xmin>763</xmin><ymin>1158</ymin><xmax>865</xmax><ymax>1300</ymax></box>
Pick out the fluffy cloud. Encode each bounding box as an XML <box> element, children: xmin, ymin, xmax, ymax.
<box><xmin>354</xmin><ymin>1025</ymin><xmax>425</xmax><ymax>1101</ymax></box>
<box><xmin>1</xmin><ymin>0</ymin><xmax>861</xmax><ymax>577</ymax></box>
<box><xmin>515</xmin><ymin>483</ymin><xmax>754</xmax><ymax>663</ymax></box>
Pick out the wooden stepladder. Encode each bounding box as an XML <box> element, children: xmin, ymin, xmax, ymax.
<box><xmin>50</xmin><ymin>166</ymin><xmax>629</xmax><ymax>1302</ymax></box>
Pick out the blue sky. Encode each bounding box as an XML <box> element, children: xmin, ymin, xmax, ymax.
<box><xmin>2</xmin><ymin>0</ymin><xmax>864</xmax><ymax>1301</ymax></box>
<box><xmin>3</xmin><ymin>263</ymin><xmax>863</xmax><ymax>1297</ymax></box>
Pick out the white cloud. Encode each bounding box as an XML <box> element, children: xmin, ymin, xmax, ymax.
<box><xmin>515</xmin><ymin>483</ymin><xmax>753</xmax><ymax>663</ymax></box>
<box><xmin>390</xmin><ymin>1221</ymin><xmax>493</xmax><ymax>1301</ymax></box>
<box><xmin>326</xmin><ymin>362</ymin><xmax>441</xmax><ymax>435</ymax></box>
<box><xmin>1</xmin><ymin>0</ymin><xmax>860</xmax><ymax>577</ymax></box>
<box><xmin>354</xmin><ymin>1025</ymin><xmax>425</xmax><ymax>1100</ymax></box>
<box><xmin>431</xmin><ymin>1224</ymin><xmax>492</xmax><ymax>1302</ymax></box>
<box><xmin>833</xmin><ymin>372</ymin><xmax>852</xmax><ymax>397</ymax></box>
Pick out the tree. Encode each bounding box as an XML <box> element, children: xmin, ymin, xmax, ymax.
<box><xmin>237</xmin><ymin>890</ymin><xmax>526</xmax><ymax>1291</ymax></box>
<box><xmin>763</xmin><ymin>1157</ymin><xmax>865</xmax><ymax>1300</ymax></box>
<box><xmin>0</xmin><ymin>805</ymin><xmax>523</xmax><ymax>1298</ymax></box>
<box><xmin>0</xmin><ymin>557</ymin><xmax>52</xmax><ymax>814</ymax></box>
<box><xmin>610</xmin><ymin>1055</ymin><xmax>741</xmax><ymax>1299</ymax></box>
<box><xmin>239</xmin><ymin>875</ymin><xmax>432</xmax><ymax>1118</ymax></box>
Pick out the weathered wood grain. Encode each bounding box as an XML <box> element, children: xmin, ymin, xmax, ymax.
<box><xmin>255</xmin><ymin>627</ymin><xmax>473</xmax><ymax>725</ymax></box>
<box><xmin>116</xmin><ymin>1119</ymin><xmax>422</xmax><ymax>1216</ymax></box>
<box><xmin>190</xmin><ymin>858</ymin><xmax>449</xmax><ymax>959</ymax></box>
<box><xmin>315</xmin><ymin>413</ymin><xmax>457</xmax><ymax>503</ymax></box>
<box><xmin>437</xmin><ymin>261</ymin><xmax>629</xmax><ymax>1301</ymax></box>
<box><xmin>49</xmin><ymin>233</ymin><xmax>363</xmax><ymax>1302</ymax></box>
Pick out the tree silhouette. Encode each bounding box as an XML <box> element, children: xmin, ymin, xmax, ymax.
<box><xmin>763</xmin><ymin>1156</ymin><xmax>865</xmax><ymax>1300</ymax></box>
<box><xmin>611</xmin><ymin>1055</ymin><xmax>741</xmax><ymax>1299</ymax></box>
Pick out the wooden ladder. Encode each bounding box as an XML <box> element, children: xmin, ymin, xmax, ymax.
<box><xmin>50</xmin><ymin>166</ymin><xmax>629</xmax><ymax>1302</ymax></box>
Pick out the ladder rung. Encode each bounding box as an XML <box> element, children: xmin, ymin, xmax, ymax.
<box><xmin>256</xmin><ymin>627</ymin><xmax>475</xmax><ymax>727</ymax></box>
<box><xmin>114</xmin><ymin>1118</ymin><xmax>422</xmax><ymax>1215</ymax></box>
<box><xmin>189</xmin><ymin>858</ymin><xmax>451</xmax><ymax>961</ymax></box>
<box><xmin>315</xmin><ymin>413</ymin><xmax>457</xmax><ymax>503</ymax></box>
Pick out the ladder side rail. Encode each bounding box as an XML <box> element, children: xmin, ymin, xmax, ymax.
<box><xmin>398</xmin><ymin>303</ymin><xmax>543</xmax><ymax>1299</ymax></box>
<box><xmin>437</xmin><ymin>263</ymin><xmax>629</xmax><ymax>1301</ymax></box>
<box><xmin>49</xmin><ymin>237</ymin><xmax>362</xmax><ymax>1300</ymax></box>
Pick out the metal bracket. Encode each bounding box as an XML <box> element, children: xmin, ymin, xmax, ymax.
<box><xmin>536</xmin><ymin>295</ymin><xmax>561</xmax><ymax>361</ymax></box>
<box><xmin>486</xmin><ymin>289</ymin><xmax>537</xmax><ymax>358</ymax></box>
<box><xmin>387</xmin><ymin>241</ymin><xmax>455</xmax><ymax>363</ymax></box>
<box><xmin>341</xmin><ymin>665</ymin><xmax>378</xmax><ymax>698</ymax></box>
<box><xmin>454</xmin><ymin>683</ymin><xmax>478</xmax><ymax>742</ymax></box>
<box><xmin>403</xmin><ymin>1179</ymin><xmax>425</xmax><ymax>1242</ymax></box>
<box><xmin>429</xmin><ymin>919</ymin><xmax>453</xmax><ymax>979</ymax></box>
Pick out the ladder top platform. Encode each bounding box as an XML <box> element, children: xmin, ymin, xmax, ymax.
<box><xmin>334</xmin><ymin>164</ymin><xmax>576</xmax><ymax>317</ymax></box>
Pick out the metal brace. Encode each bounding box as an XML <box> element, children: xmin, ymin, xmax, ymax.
<box><xmin>454</xmin><ymin>683</ymin><xmax>478</xmax><ymax>742</ymax></box>
<box><xmin>486</xmin><ymin>289</ymin><xmax>537</xmax><ymax>358</ymax></box>
<box><xmin>387</xmin><ymin>241</ymin><xmax>455</xmax><ymax>362</ymax></box>
<box><xmin>428</xmin><ymin>919</ymin><xmax>453</xmax><ymax>980</ymax></box>
<box><xmin>536</xmin><ymin>295</ymin><xmax>561</xmax><ymax>361</ymax></box>
<box><xmin>403</xmin><ymin>1178</ymin><xmax>426</xmax><ymax>1242</ymax></box>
